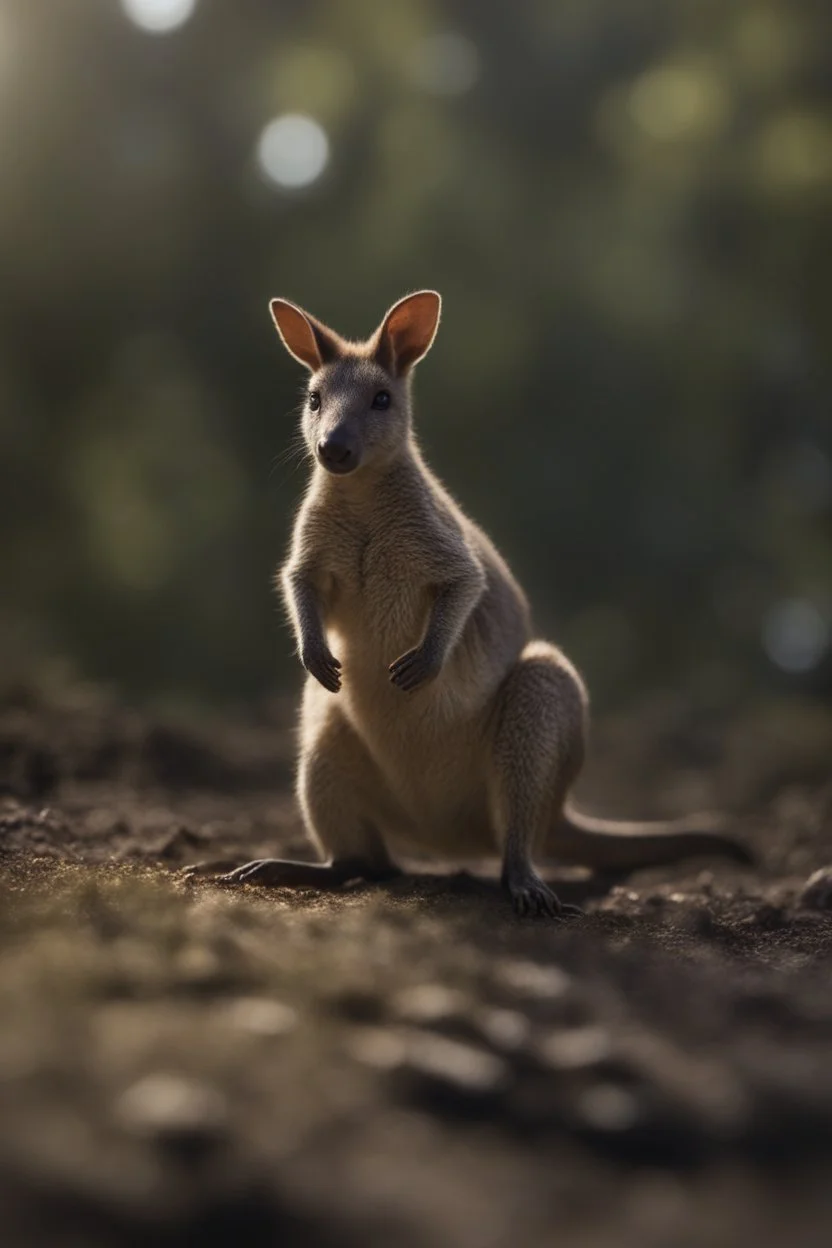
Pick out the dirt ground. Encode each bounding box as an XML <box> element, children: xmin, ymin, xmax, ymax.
<box><xmin>1</xmin><ymin>683</ymin><xmax>832</xmax><ymax>1248</ymax></box>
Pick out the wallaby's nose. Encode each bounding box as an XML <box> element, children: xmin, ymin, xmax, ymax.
<box><xmin>317</xmin><ymin>435</ymin><xmax>357</xmax><ymax>474</ymax></box>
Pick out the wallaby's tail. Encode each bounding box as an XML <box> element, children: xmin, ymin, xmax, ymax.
<box><xmin>551</xmin><ymin>803</ymin><xmax>754</xmax><ymax>872</ymax></box>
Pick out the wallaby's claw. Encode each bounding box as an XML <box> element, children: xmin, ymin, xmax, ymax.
<box><xmin>301</xmin><ymin>644</ymin><xmax>342</xmax><ymax>693</ymax></box>
<box><xmin>505</xmin><ymin>870</ymin><xmax>584</xmax><ymax>920</ymax></box>
<box><xmin>218</xmin><ymin>859</ymin><xmax>284</xmax><ymax>886</ymax></box>
<box><xmin>389</xmin><ymin>645</ymin><xmax>441</xmax><ymax>693</ymax></box>
<box><xmin>179</xmin><ymin>859</ymin><xmax>241</xmax><ymax>881</ymax></box>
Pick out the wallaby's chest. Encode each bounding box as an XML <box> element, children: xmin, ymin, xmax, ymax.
<box><xmin>318</xmin><ymin>518</ymin><xmax>431</xmax><ymax>652</ymax></box>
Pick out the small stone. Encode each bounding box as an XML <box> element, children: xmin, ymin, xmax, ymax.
<box><xmin>494</xmin><ymin>959</ymin><xmax>572</xmax><ymax>999</ymax></box>
<box><xmin>349</xmin><ymin>1027</ymin><xmax>507</xmax><ymax>1096</ymax></box>
<box><xmin>403</xmin><ymin>1031</ymin><xmax>507</xmax><ymax>1094</ymax></box>
<box><xmin>392</xmin><ymin>984</ymin><xmax>468</xmax><ymax>1023</ymax></box>
<box><xmin>222</xmin><ymin>997</ymin><xmax>298</xmax><ymax>1036</ymax></box>
<box><xmin>174</xmin><ymin>945</ymin><xmax>223</xmax><ymax>986</ymax></box>
<box><xmin>577</xmin><ymin>1083</ymin><xmax>640</xmax><ymax>1132</ymax></box>
<box><xmin>696</xmin><ymin>870</ymin><xmax>715</xmax><ymax>895</ymax></box>
<box><xmin>799</xmin><ymin>867</ymin><xmax>832</xmax><ymax>911</ymax></box>
<box><xmin>538</xmin><ymin>1025</ymin><xmax>613</xmax><ymax>1070</ymax></box>
<box><xmin>349</xmin><ymin>1027</ymin><xmax>408</xmax><ymax>1070</ymax></box>
<box><xmin>116</xmin><ymin>1074</ymin><xmax>227</xmax><ymax>1155</ymax></box>
<box><xmin>474</xmin><ymin>1007</ymin><xmax>530</xmax><ymax>1052</ymax></box>
<box><xmin>604</xmin><ymin>886</ymin><xmax>639</xmax><ymax>906</ymax></box>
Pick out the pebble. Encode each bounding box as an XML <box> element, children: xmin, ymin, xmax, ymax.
<box><xmin>474</xmin><ymin>1007</ymin><xmax>530</xmax><ymax>1052</ymax></box>
<box><xmin>798</xmin><ymin>867</ymin><xmax>832</xmax><ymax>911</ymax></box>
<box><xmin>350</xmin><ymin>1026</ymin><xmax>507</xmax><ymax>1095</ymax></box>
<box><xmin>392</xmin><ymin>984</ymin><xmax>468</xmax><ymax>1023</ymax></box>
<box><xmin>538</xmin><ymin>1025</ymin><xmax>613</xmax><ymax>1070</ymax></box>
<box><xmin>494</xmin><ymin>959</ymin><xmax>572</xmax><ymax>999</ymax></box>
<box><xmin>222</xmin><ymin>996</ymin><xmax>298</xmax><ymax>1036</ymax></box>
<box><xmin>402</xmin><ymin>1031</ymin><xmax>508</xmax><ymax>1094</ymax></box>
<box><xmin>577</xmin><ymin>1083</ymin><xmax>641</xmax><ymax>1132</ymax></box>
<box><xmin>348</xmin><ymin>1027</ymin><xmax>408</xmax><ymax>1070</ymax></box>
<box><xmin>116</xmin><ymin>1074</ymin><xmax>227</xmax><ymax>1155</ymax></box>
<box><xmin>174</xmin><ymin>945</ymin><xmax>223</xmax><ymax>987</ymax></box>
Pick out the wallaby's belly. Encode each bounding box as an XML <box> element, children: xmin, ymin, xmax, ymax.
<box><xmin>317</xmin><ymin>542</ymin><xmax>529</xmax><ymax>857</ymax></box>
<box><xmin>359</xmin><ymin>699</ymin><xmax>497</xmax><ymax>858</ymax></box>
<box><xmin>324</xmin><ymin>616</ymin><xmax>504</xmax><ymax>858</ymax></box>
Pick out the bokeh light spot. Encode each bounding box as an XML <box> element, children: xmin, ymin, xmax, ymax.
<box><xmin>408</xmin><ymin>33</ymin><xmax>480</xmax><ymax>97</ymax></box>
<box><xmin>755</xmin><ymin>112</ymin><xmax>832</xmax><ymax>192</ymax></box>
<box><xmin>763</xmin><ymin>599</ymin><xmax>829</xmax><ymax>674</ymax></box>
<box><xmin>628</xmin><ymin>64</ymin><xmax>728</xmax><ymax>142</ymax></box>
<box><xmin>120</xmin><ymin>0</ymin><xmax>197</xmax><ymax>34</ymax></box>
<box><xmin>256</xmin><ymin>114</ymin><xmax>330</xmax><ymax>189</ymax></box>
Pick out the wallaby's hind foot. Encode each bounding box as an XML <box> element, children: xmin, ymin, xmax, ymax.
<box><xmin>501</xmin><ymin>861</ymin><xmax>584</xmax><ymax>919</ymax></box>
<box><xmin>179</xmin><ymin>858</ymin><xmax>244</xmax><ymax>880</ymax></box>
<box><xmin>217</xmin><ymin>857</ymin><xmax>402</xmax><ymax>889</ymax></box>
<box><xmin>186</xmin><ymin>704</ymin><xmax>403</xmax><ymax>894</ymax></box>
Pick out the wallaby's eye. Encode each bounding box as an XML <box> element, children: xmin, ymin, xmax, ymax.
<box><xmin>371</xmin><ymin>390</ymin><xmax>391</xmax><ymax>410</ymax></box>
<box><xmin>308</xmin><ymin>391</ymin><xmax>321</xmax><ymax>412</ymax></box>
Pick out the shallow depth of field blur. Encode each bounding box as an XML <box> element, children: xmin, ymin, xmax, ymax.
<box><xmin>1</xmin><ymin>0</ymin><xmax>830</xmax><ymax>712</ymax></box>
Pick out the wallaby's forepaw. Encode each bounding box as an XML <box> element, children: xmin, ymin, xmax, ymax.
<box><xmin>504</xmin><ymin>868</ymin><xmax>584</xmax><ymax>920</ymax></box>
<box><xmin>301</xmin><ymin>642</ymin><xmax>342</xmax><ymax>693</ymax></box>
<box><xmin>389</xmin><ymin>644</ymin><xmax>442</xmax><ymax>693</ymax></box>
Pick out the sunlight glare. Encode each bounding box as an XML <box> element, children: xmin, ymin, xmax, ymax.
<box><xmin>120</xmin><ymin>0</ymin><xmax>198</xmax><ymax>35</ymax></box>
<box><xmin>763</xmin><ymin>599</ymin><xmax>829</xmax><ymax>674</ymax></box>
<box><xmin>256</xmin><ymin>114</ymin><xmax>330</xmax><ymax>190</ymax></box>
<box><xmin>628</xmin><ymin>64</ymin><xmax>728</xmax><ymax>142</ymax></box>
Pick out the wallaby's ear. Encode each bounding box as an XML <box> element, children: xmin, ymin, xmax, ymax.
<box><xmin>269</xmin><ymin>298</ymin><xmax>342</xmax><ymax>371</ymax></box>
<box><xmin>373</xmin><ymin>290</ymin><xmax>441</xmax><ymax>377</ymax></box>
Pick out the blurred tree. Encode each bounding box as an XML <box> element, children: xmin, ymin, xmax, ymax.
<box><xmin>0</xmin><ymin>0</ymin><xmax>829</xmax><ymax>706</ymax></box>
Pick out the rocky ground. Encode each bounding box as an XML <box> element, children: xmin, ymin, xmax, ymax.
<box><xmin>1</xmin><ymin>684</ymin><xmax>832</xmax><ymax>1247</ymax></box>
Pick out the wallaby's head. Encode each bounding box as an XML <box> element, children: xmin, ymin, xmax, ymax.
<box><xmin>269</xmin><ymin>291</ymin><xmax>441</xmax><ymax>477</ymax></box>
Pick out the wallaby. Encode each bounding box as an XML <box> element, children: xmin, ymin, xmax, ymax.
<box><xmin>212</xmin><ymin>291</ymin><xmax>750</xmax><ymax>917</ymax></box>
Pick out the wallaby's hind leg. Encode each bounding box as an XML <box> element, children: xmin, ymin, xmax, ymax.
<box><xmin>221</xmin><ymin>691</ymin><xmax>400</xmax><ymax>889</ymax></box>
<box><xmin>489</xmin><ymin>641</ymin><xmax>587</xmax><ymax>917</ymax></box>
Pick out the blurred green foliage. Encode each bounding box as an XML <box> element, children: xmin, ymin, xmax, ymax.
<box><xmin>0</xmin><ymin>0</ymin><xmax>830</xmax><ymax>708</ymax></box>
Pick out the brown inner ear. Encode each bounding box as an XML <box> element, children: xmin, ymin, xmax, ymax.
<box><xmin>269</xmin><ymin>299</ymin><xmax>342</xmax><ymax>371</ymax></box>
<box><xmin>374</xmin><ymin>292</ymin><xmax>441</xmax><ymax>376</ymax></box>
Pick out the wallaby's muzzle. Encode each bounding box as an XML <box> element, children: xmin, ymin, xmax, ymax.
<box><xmin>317</xmin><ymin>432</ymin><xmax>360</xmax><ymax>475</ymax></box>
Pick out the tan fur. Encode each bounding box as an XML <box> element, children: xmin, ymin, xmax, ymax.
<box><xmin>217</xmin><ymin>292</ymin><xmax>751</xmax><ymax>917</ymax></box>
